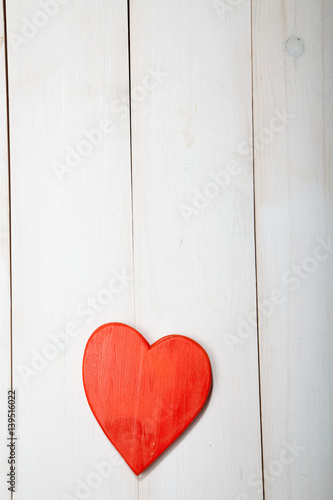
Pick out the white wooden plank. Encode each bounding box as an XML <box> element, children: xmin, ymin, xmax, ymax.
<box><xmin>253</xmin><ymin>1</ymin><xmax>333</xmax><ymax>499</ymax></box>
<box><xmin>129</xmin><ymin>0</ymin><xmax>263</xmax><ymax>498</ymax></box>
<box><xmin>6</xmin><ymin>1</ymin><xmax>137</xmax><ymax>499</ymax></box>
<box><xmin>0</xmin><ymin>4</ymin><xmax>12</xmax><ymax>499</ymax></box>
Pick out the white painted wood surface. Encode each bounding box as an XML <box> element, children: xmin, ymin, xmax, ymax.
<box><xmin>0</xmin><ymin>4</ymin><xmax>11</xmax><ymax>499</ymax></box>
<box><xmin>253</xmin><ymin>1</ymin><xmax>333</xmax><ymax>499</ymax></box>
<box><xmin>6</xmin><ymin>1</ymin><xmax>136</xmax><ymax>499</ymax></box>
<box><xmin>129</xmin><ymin>1</ymin><xmax>263</xmax><ymax>499</ymax></box>
<box><xmin>2</xmin><ymin>0</ymin><xmax>332</xmax><ymax>499</ymax></box>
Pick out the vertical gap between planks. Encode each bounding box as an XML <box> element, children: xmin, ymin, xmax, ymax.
<box><xmin>127</xmin><ymin>0</ymin><xmax>136</xmax><ymax>331</ymax></box>
<box><xmin>2</xmin><ymin>1</ymin><xmax>13</xmax><ymax>500</ymax></box>
<box><xmin>250</xmin><ymin>1</ymin><xmax>265</xmax><ymax>499</ymax></box>
<box><xmin>126</xmin><ymin>0</ymin><xmax>139</xmax><ymax>495</ymax></box>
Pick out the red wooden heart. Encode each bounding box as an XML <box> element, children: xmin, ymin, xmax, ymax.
<box><xmin>82</xmin><ymin>323</ymin><xmax>211</xmax><ymax>475</ymax></box>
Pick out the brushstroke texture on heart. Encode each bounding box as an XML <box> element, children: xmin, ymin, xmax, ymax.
<box><xmin>82</xmin><ymin>323</ymin><xmax>212</xmax><ymax>475</ymax></box>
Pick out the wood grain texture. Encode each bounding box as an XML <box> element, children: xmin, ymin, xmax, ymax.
<box><xmin>0</xmin><ymin>4</ymin><xmax>11</xmax><ymax>499</ymax></box>
<box><xmin>129</xmin><ymin>0</ymin><xmax>263</xmax><ymax>498</ymax></box>
<box><xmin>4</xmin><ymin>0</ymin><xmax>331</xmax><ymax>498</ymax></box>
<box><xmin>6</xmin><ymin>1</ymin><xmax>136</xmax><ymax>499</ymax></box>
<box><xmin>253</xmin><ymin>1</ymin><xmax>333</xmax><ymax>498</ymax></box>
<box><xmin>83</xmin><ymin>323</ymin><xmax>212</xmax><ymax>475</ymax></box>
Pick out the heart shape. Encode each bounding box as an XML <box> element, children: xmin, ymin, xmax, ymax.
<box><xmin>82</xmin><ymin>323</ymin><xmax>211</xmax><ymax>475</ymax></box>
